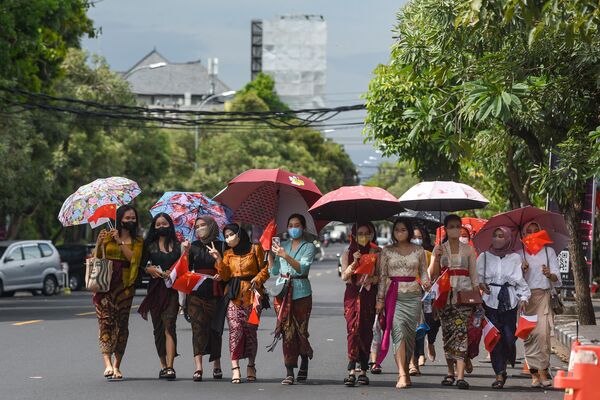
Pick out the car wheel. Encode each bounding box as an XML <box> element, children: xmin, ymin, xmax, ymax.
<box><xmin>69</xmin><ymin>274</ymin><xmax>82</xmax><ymax>291</ymax></box>
<box><xmin>42</xmin><ymin>275</ymin><xmax>58</xmax><ymax>296</ymax></box>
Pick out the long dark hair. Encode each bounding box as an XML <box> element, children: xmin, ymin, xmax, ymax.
<box><xmin>145</xmin><ymin>212</ymin><xmax>179</xmax><ymax>251</ymax></box>
<box><xmin>415</xmin><ymin>224</ymin><xmax>434</xmax><ymax>252</ymax></box>
<box><xmin>287</xmin><ymin>213</ymin><xmax>307</xmax><ymax>228</ymax></box>
<box><xmin>116</xmin><ymin>204</ymin><xmax>140</xmax><ymax>238</ymax></box>
<box><xmin>391</xmin><ymin>217</ymin><xmax>414</xmax><ymax>243</ymax></box>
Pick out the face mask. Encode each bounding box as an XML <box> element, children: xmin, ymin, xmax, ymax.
<box><xmin>459</xmin><ymin>237</ymin><xmax>469</xmax><ymax>244</ymax></box>
<box><xmin>288</xmin><ymin>227</ymin><xmax>303</xmax><ymax>239</ymax></box>
<box><xmin>410</xmin><ymin>238</ymin><xmax>423</xmax><ymax>246</ymax></box>
<box><xmin>225</xmin><ymin>234</ymin><xmax>240</xmax><ymax>247</ymax></box>
<box><xmin>156</xmin><ymin>227</ymin><xmax>170</xmax><ymax>237</ymax></box>
<box><xmin>492</xmin><ymin>237</ymin><xmax>506</xmax><ymax>249</ymax></box>
<box><xmin>196</xmin><ymin>226</ymin><xmax>209</xmax><ymax>239</ymax></box>
<box><xmin>122</xmin><ymin>221</ymin><xmax>137</xmax><ymax>232</ymax></box>
<box><xmin>446</xmin><ymin>227</ymin><xmax>460</xmax><ymax>239</ymax></box>
<box><xmin>357</xmin><ymin>235</ymin><xmax>371</xmax><ymax>247</ymax></box>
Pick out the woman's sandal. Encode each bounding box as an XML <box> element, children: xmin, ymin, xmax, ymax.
<box><xmin>213</xmin><ymin>368</ymin><xmax>223</xmax><ymax>380</ymax></box>
<box><xmin>370</xmin><ymin>364</ymin><xmax>382</xmax><ymax>374</ymax></box>
<box><xmin>409</xmin><ymin>366</ymin><xmax>421</xmax><ymax>376</ymax></box>
<box><xmin>457</xmin><ymin>379</ymin><xmax>470</xmax><ymax>390</ymax></box>
<box><xmin>193</xmin><ymin>370</ymin><xmax>203</xmax><ymax>382</ymax></box>
<box><xmin>441</xmin><ymin>375</ymin><xmax>455</xmax><ymax>386</ymax></box>
<box><xmin>111</xmin><ymin>369</ymin><xmax>123</xmax><ymax>381</ymax></box>
<box><xmin>396</xmin><ymin>375</ymin><xmax>411</xmax><ymax>389</ymax></box>
<box><xmin>297</xmin><ymin>369</ymin><xmax>308</xmax><ymax>382</ymax></box>
<box><xmin>281</xmin><ymin>375</ymin><xmax>295</xmax><ymax>385</ymax></box>
<box><xmin>344</xmin><ymin>374</ymin><xmax>356</xmax><ymax>387</ymax></box>
<box><xmin>158</xmin><ymin>368</ymin><xmax>167</xmax><ymax>379</ymax></box>
<box><xmin>103</xmin><ymin>368</ymin><xmax>114</xmax><ymax>379</ymax></box>
<box><xmin>491</xmin><ymin>379</ymin><xmax>504</xmax><ymax>389</ymax></box>
<box><xmin>231</xmin><ymin>367</ymin><xmax>241</xmax><ymax>384</ymax></box>
<box><xmin>247</xmin><ymin>364</ymin><xmax>257</xmax><ymax>382</ymax></box>
<box><xmin>357</xmin><ymin>374</ymin><xmax>370</xmax><ymax>385</ymax></box>
<box><xmin>165</xmin><ymin>367</ymin><xmax>176</xmax><ymax>381</ymax></box>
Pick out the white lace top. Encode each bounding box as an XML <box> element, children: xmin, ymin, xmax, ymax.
<box><xmin>377</xmin><ymin>246</ymin><xmax>429</xmax><ymax>302</ymax></box>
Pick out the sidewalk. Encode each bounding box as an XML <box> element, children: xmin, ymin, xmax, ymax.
<box><xmin>553</xmin><ymin>299</ymin><xmax>600</xmax><ymax>360</ymax></box>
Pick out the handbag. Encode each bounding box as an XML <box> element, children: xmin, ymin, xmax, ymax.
<box><xmin>85</xmin><ymin>240</ymin><xmax>113</xmax><ymax>293</ymax></box>
<box><xmin>456</xmin><ymin>289</ymin><xmax>483</xmax><ymax>305</ymax></box>
<box><xmin>544</xmin><ymin>247</ymin><xmax>564</xmax><ymax>315</ymax></box>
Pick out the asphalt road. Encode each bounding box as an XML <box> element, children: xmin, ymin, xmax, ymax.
<box><xmin>0</xmin><ymin>243</ymin><xmax>565</xmax><ymax>400</ymax></box>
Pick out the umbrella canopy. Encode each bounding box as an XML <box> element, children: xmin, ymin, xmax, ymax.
<box><xmin>150</xmin><ymin>192</ymin><xmax>232</xmax><ymax>242</ymax></box>
<box><xmin>309</xmin><ymin>186</ymin><xmax>404</xmax><ymax>223</ymax></box>
<box><xmin>395</xmin><ymin>209</ymin><xmax>448</xmax><ymax>232</ymax></box>
<box><xmin>398</xmin><ymin>181</ymin><xmax>489</xmax><ymax>211</ymax></box>
<box><xmin>58</xmin><ymin>177</ymin><xmax>141</xmax><ymax>227</ymax></box>
<box><xmin>472</xmin><ymin>206</ymin><xmax>570</xmax><ymax>255</ymax></box>
<box><xmin>213</xmin><ymin>168</ymin><xmax>323</xmax><ymax>235</ymax></box>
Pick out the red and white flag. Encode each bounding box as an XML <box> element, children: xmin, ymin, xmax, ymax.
<box><xmin>515</xmin><ymin>314</ymin><xmax>538</xmax><ymax>339</ymax></box>
<box><xmin>259</xmin><ymin>220</ymin><xmax>277</xmax><ymax>251</ymax></box>
<box><xmin>172</xmin><ymin>271</ymin><xmax>211</xmax><ymax>295</ymax></box>
<box><xmin>482</xmin><ymin>317</ymin><xmax>501</xmax><ymax>352</ymax></box>
<box><xmin>164</xmin><ymin>252</ymin><xmax>189</xmax><ymax>289</ymax></box>
<box><xmin>248</xmin><ymin>289</ymin><xmax>261</xmax><ymax>326</ymax></box>
<box><xmin>431</xmin><ymin>269</ymin><xmax>451</xmax><ymax>309</ymax></box>
<box><xmin>88</xmin><ymin>204</ymin><xmax>117</xmax><ymax>228</ymax></box>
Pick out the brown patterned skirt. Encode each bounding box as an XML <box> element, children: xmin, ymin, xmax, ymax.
<box><xmin>273</xmin><ymin>292</ymin><xmax>314</xmax><ymax>368</ymax></box>
<box><xmin>188</xmin><ymin>293</ymin><xmax>223</xmax><ymax>361</ymax></box>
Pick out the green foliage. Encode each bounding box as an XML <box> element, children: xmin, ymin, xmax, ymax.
<box><xmin>238</xmin><ymin>72</ymin><xmax>289</xmax><ymax>112</ymax></box>
<box><xmin>0</xmin><ymin>0</ymin><xmax>95</xmax><ymax>89</ymax></box>
<box><xmin>365</xmin><ymin>162</ymin><xmax>419</xmax><ymax>198</ymax></box>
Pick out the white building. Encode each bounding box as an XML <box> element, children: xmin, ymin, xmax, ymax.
<box><xmin>251</xmin><ymin>15</ymin><xmax>327</xmax><ymax>109</ymax></box>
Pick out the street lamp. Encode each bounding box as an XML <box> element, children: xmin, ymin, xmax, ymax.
<box><xmin>195</xmin><ymin>90</ymin><xmax>237</xmax><ymax>169</ymax></box>
<box><xmin>123</xmin><ymin>62</ymin><xmax>167</xmax><ymax>78</ymax></box>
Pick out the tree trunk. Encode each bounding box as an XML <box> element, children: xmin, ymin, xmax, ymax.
<box><xmin>506</xmin><ymin>143</ymin><xmax>532</xmax><ymax>207</ymax></box>
<box><xmin>563</xmin><ymin>198</ymin><xmax>597</xmax><ymax>325</ymax></box>
<box><xmin>7</xmin><ymin>214</ymin><xmax>23</xmax><ymax>240</ymax></box>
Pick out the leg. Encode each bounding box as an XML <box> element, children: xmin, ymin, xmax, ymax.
<box><xmin>102</xmin><ymin>353</ymin><xmax>114</xmax><ymax>377</ymax></box>
<box><xmin>112</xmin><ymin>288</ymin><xmax>134</xmax><ymax>379</ymax></box>
<box><xmin>395</xmin><ymin>340</ymin><xmax>411</xmax><ymax>388</ymax></box>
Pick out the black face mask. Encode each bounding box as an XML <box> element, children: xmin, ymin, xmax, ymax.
<box><xmin>122</xmin><ymin>221</ymin><xmax>137</xmax><ymax>232</ymax></box>
<box><xmin>156</xmin><ymin>227</ymin><xmax>170</xmax><ymax>237</ymax></box>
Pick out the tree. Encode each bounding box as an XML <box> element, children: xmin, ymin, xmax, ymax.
<box><xmin>0</xmin><ymin>0</ymin><xmax>95</xmax><ymax>90</ymax></box>
<box><xmin>237</xmin><ymin>72</ymin><xmax>289</xmax><ymax>112</ymax></box>
<box><xmin>365</xmin><ymin>0</ymin><xmax>599</xmax><ymax>323</ymax></box>
<box><xmin>365</xmin><ymin>162</ymin><xmax>419</xmax><ymax>198</ymax></box>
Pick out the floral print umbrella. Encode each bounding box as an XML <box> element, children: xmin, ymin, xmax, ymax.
<box><xmin>58</xmin><ymin>177</ymin><xmax>141</xmax><ymax>227</ymax></box>
<box><xmin>150</xmin><ymin>192</ymin><xmax>233</xmax><ymax>242</ymax></box>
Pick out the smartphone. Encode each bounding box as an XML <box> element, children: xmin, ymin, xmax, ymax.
<box><xmin>272</xmin><ymin>237</ymin><xmax>281</xmax><ymax>249</ymax></box>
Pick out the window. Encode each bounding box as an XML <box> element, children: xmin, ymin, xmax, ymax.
<box><xmin>22</xmin><ymin>245</ymin><xmax>41</xmax><ymax>260</ymax></box>
<box><xmin>39</xmin><ymin>243</ymin><xmax>53</xmax><ymax>257</ymax></box>
<box><xmin>5</xmin><ymin>247</ymin><xmax>23</xmax><ymax>261</ymax></box>
<box><xmin>0</xmin><ymin>246</ymin><xmax>6</xmax><ymax>258</ymax></box>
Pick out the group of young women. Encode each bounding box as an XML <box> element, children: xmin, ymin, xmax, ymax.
<box><xmin>92</xmin><ymin>205</ymin><xmax>560</xmax><ymax>390</ymax></box>
<box><xmin>94</xmin><ymin>205</ymin><xmax>315</xmax><ymax>385</ymax></box>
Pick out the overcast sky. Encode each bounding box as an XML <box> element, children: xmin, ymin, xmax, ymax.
<box><xmin>83</xmin><ymin>0</ymin><xmax>404</xmax><ymax>180</ymax></box>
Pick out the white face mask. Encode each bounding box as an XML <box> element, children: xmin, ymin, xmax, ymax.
<box><xmin>410</xmin><ymin>238</ymin><xmax>423</xmax><ymax>246</ymax></box>
<box><xmin>459</xmin><ymin>237</ymin><xmax>470</xmax><ymax>244</ymax></box>
<box><xmin>225</xmin><ymin>234</ymin><xmax>240</xmax><ymax>248</ymax></box>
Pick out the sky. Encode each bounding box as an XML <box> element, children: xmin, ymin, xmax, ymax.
<box><xmin>82</xmin><ymin>0</ymin><xmax>404</xmax><ymax>181</ymax></box>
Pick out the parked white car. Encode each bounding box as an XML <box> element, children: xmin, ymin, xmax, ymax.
<box><xmin>0</xmin><ymin>240</ymin><xmax>66</xmax><ymax>297</ymax></box>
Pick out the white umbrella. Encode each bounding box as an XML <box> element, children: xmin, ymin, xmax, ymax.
<box><xmin>398</xmin><ymin>181</ymin><xmax>489</xmax><ymax>211</ymax></box>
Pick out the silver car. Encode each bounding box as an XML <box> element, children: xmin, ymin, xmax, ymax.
<box><xmin>0</xmin><ymin>240</ymin><xmax>66</xmax><ymax>297</ymax></box>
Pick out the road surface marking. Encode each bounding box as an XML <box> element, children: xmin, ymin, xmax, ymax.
<box><xmin>76</xmin><ymin>311</ymin><xmax>96</xmax><ymax>316</ymax></box>
<box><xmin>12</xmin><ymin>320</ymin><xmax>43</xmax><ymax>326</ymax></box>
<box><xmin>326</xmin><ymin>270</ymin><xmax>332</xmax><ymax>274</ymax></box>
<box><xmin>316</xmin><ymin>272</ymin><xmax>322</xmax><ymax>277</ymax></box>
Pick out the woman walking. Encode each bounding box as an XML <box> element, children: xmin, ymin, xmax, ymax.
<box><xmin>375</xmin><ymin>218</ymin><xmax>430</xmax><ymax>389</ymax></box>
<box><xmin>184</xmin><ymin>216</ymin><xmax>226</xmax><ymax>382</ymax></box>
<box><xmin>210</xmin><ymin>223</ymin><xmax>269</xmax><ymax>384</ymax></box>
<box><xmin>519</xmin><ymin>221</ymin><xmax>561</xmax><ymax>388</ymax></box>
<box><xmin>138</xmin><ymin>213</ymin><xmax>180</xmax><ymax>380</ymax></box>
<box><xmin>94</xmin><ymin>205</ymin><xmax>144</xmax><ymax>380</ymax></box>
<box><xmin>477</xmin><ymin>226</ymin><xmax>530</xmax><ymax>389</ymax></box>
<box><xmin>268</xmin><ymin>214</ymin><xmax>316</xmax><ymax>385</ymax></box>
<box><xmin>429</xmin><ymin>214</ymin><xmax>478</xmax><ymax>390</ymax></box>
<box><xmin>340</xmin><ymin>222</ymin><xmax>380</xmax><ymax>387</ymax></box>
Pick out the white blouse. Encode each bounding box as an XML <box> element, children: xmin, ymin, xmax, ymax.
<box><xmin>477</xmin><ymin>251</ymin><xmax>531</xmax><ymax>310</ymax></box>
<box><xmin>518</xmin><ymin>246</ymin><xmax>562</xmax><ymax>290</ymax></box>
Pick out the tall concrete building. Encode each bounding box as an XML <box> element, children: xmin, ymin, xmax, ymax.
<box><xmin>251</xmin><ymin>15</ymin><xmax>327</xmax><ymax>109</ymax></box>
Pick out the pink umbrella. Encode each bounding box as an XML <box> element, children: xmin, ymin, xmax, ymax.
<box><xmin>472</xmin><ymin>206</ymin><xmax>570</xmax><ymax>254</ymax></box>
<box><xmin>309</xmin><ymin>185</ymin><xmax>404</xmax><ymax>223</ymax></box>
<box><xmin>213</xmin><ymin>168</ymin><xmax>324</xmax><ymax>235</ymax></box>
<box><xmin>398</xmin><ymin>181</ymin><xmax>489</xmax><ymax>211</ymax></box>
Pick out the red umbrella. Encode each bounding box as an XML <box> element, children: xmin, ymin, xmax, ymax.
<box><xmin>213</xmin><ymin>168</ymin><xmax>324</xmax><ymax>235</ymax></box>
<box><xmin>472</xmin><ymin>206</ymin><xmax>570</xmax><ymax>255</ymax></box>
<box><xmin>308</xmin><ymin>185</ymin><xmax>404</xmax><ymax>223</ymax></box>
